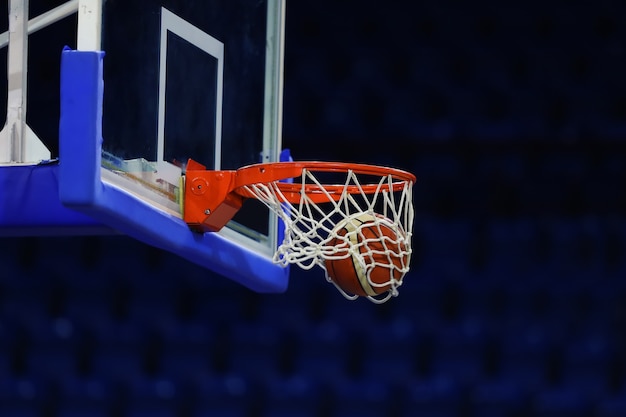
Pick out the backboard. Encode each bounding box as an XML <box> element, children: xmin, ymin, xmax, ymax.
<box><xmin>98</xmin><ymin>0</ymin><xmax>286</xmax><ymax>253</ymax></box>
<box><xmin>0</xmin><ymin>0</ymin><xmax>289</xmax><ymax>292</ymax></box>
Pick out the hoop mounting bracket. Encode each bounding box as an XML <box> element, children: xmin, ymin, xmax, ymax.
<box><xmin>183</xmin><ymin>159</ymin><xmax>244</xmax><ymax>233</ymax></box>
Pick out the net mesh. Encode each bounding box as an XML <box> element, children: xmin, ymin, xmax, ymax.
<box><xmin>242</xmin><ymin>167</ymin><xmax>414</xmax><ymax>303</ymax></box>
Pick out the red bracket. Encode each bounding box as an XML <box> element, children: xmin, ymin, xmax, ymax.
<box><xmin>183</xmin><ymin>159</ymin><xmax>245</xmax><ymax>233</ymax></box>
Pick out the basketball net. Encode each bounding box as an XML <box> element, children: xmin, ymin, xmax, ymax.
<box><xmin>242</xmin><ymin>167</ymin><xmax>414</xmax><ymax>303</ymax></box>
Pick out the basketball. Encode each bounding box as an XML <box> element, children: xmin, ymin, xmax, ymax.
<box><xmin>324</xmin><ymin>212</ymin><xmax>410</xmax><ymax>298</ymax></box>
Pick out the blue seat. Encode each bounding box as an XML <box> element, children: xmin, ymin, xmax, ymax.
<box><xmin>27</xmin><ymin>345</ymin><xmax>78</xmax><ymax>379</ymax></box>
<box><xmin>90</xmin><ymin>347</ymin><xmax>144</xmax><ymax>381</ymax></box>
<box><xmin>596</xmin><ymin>392</ymin><xmax>626</xmax><ymax>417</ymax></box>
<box><xmin>330</xmin><ymin>377</ymin><xmax>391</xmax><ymax>417</ymax></box>
<box><xmin>0</xmin><ymin>407</ymin><xmax>39</xmax><ymax>417</ymax></box>
<box><xmin>57</xmin><ymin>408</ymin><xmax>109</xmax><ymax>417</ymax></box>
<box><xmin>429</xmin><ymin>354</ymin><xmax>483</xmax><ymax>385</ymax></box>
<box><xmin>560</xmin><ymin>367</ymin><xmax>609</xmax><ymax>403</ymax></box>
<box><xmin>125</xmin><ymin>409</ymin><xmax>176</xmax><ymax>417</ymax></box>
<box><xmin>124</xmin><ymin>376</ymin><xmax>181</xmax><ymax>415</ymax></box>
<box><xmin>363</xmin><ymin>350</ymin><xmax>416</xmax><ymax>384</ymax></box>
<box><xmin>564</xmin><ymin>332</ymin><xmax>612</xmax><ymax>368</ymax></box>
<box><xmin>262</xmin><ymin>374</ymin><xmax>320</xmax><ymax>417</ymax></box>
<box><xmin>192</xmin><ymin>373</ymin><xmax>255</xmax><ymax>415</ymax></box>
<box><xmin>404</xmin><ymin>374</ymin><xmax>462</xmax><ymax>417</ymax></box>
<box><xmin>532</xmin><ymin>385</ymin><xmax>593</xmax><ymax>417</ymax></box>
<box><xmin>158</xmin><ymin>347</ymin><xmax>210</xmax><ymax>381</ymax></box>
<box><xmin>264</xmin><ymin>409</ymin><xmax>317</xmax><ymax>417</ymax></box>
<box><xmin>192</xmin><ymin>407</ymin><xmax>243</xmax><ymax>417</ymax></box>
<box><xmin>429</xmin><ymin>319</ymin><xmax>490</xmax><ymax>382</ymax></box>
<box><xmin>292</xmin><ymin>320</ymin><xmax>350</xmax><ymax>381</ymax></box>
<box><xmin>0</xmin><ymin>375</ymin><xmax>50</xmax><ymax>416</ymax></box>
<box><xmin>226</xmin><ymin>322</ymin><xmax>286</xmax><ymax>379</ymax></box>
<box><xmin>499</xmin><ymin>321</ymin><xmax>558</xmax><ymax>385</ymax></box>
<box><xmin>469</xmin><ymin>377</ymin><xmax>527</xmax><ymax>417</ymax></box>
<box><xmin>57</xmin><ymin>375</ymin><xmax>112</xmax><ymax>405</ymax></box>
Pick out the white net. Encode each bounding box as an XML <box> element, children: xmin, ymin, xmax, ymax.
<box><xmin>241</xmin><ymin>167</ymin><xmax>414</xmax><ymax>303</ymax></box>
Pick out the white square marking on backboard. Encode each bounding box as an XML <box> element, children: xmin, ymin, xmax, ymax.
<box><xmin>156</xmin><ymin>7</ymin><xmax>224</xmax><ymax>186</ymax></box>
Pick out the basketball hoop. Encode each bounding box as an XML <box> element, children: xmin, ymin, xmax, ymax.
<box><xmin>184</xmin><ymin>159</ymin><xmax>416</xmax><ymax>303</ymax></box>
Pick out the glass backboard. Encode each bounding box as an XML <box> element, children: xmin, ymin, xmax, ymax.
<box><xmin>100</xmin><ymin>0</ymin><xmax>285</xmax><ymax>254</ymax></box>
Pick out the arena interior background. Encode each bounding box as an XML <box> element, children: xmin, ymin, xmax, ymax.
<box><xmin>1</xmin><ymin>1</ymin><xmax>625</xmax><ymax>416</ymax></box>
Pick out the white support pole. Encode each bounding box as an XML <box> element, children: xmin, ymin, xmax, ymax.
<box><xmin>0</xmin><ymin>0</ymin><xmax>51</xmax><ymax>164</ymax></box>
<box><xmin>77</xmin><ymin>0</ymin><xmax>102</xmax><ymax>51</ymax></box>
<box><xmin>0</xmin><ymin>0</ymin><xmax>102</xmax><ymax>163</ymax></box>
<box><xmin>0</xmin><ymin>0</ymin><xmax>79</xmax><ymax>49</ymax></box>
<box><xmin>0</xmin><ymin>0</ymin><xmax>96</xmax><ymax>164</ymax></box>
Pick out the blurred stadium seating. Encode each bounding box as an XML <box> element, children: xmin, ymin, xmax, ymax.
<box><xmin>1</xmin><ymin>0</ymin><xmax>626</xmax><ymax>416</ymax></box>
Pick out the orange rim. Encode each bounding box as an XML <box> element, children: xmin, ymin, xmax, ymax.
<box><xmin>232</xmin><ymin>161</ymin><xmax>416</xmax><ymax>204</ymax></box>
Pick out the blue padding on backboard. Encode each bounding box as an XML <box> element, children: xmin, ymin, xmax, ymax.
<box><xmin>58</xmin><ymin>49</ymin><xmax>288</xmax><ymax>293</ymax></box>
<box><xmin>0</xmin><ymin>162</ymin><xmax>114</xmax><ymax>236</ymax></box>
<box><xmin>58</xmin><ymin>48</ymin><xmax>103</xmax><ymax>207</ymax></box>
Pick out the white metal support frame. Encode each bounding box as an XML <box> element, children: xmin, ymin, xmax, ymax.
<box><xmin>0</xmin><ymin>0</ymin><xmax>102</xmax><ymax>164</ymax></box>
<box><xmin>77</xmin><ymin>0</ymin><xmax>102</xmax><ymax>51</ymax></box>
<box><xmin>156</xmin><ymin>7</ymin><xmax>225</xmax><ymax>187</ymax></box>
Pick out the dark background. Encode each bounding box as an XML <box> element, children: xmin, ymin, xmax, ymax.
<box><xmin>1</xmin><ymin>1</ymin><xmax>626</xmax><ymax>416</ymax></box>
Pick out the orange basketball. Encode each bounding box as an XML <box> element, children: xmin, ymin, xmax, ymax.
<box><xmin>324</xmin><ymin>212</ymin><xmax>410</xmax><ymax>297</ymax></box>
